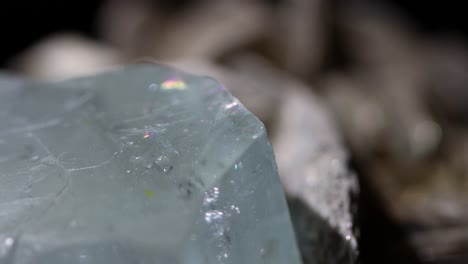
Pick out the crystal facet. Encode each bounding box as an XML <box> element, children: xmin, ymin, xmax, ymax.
<box><xmin>0</xmin><ymin>66</ymin><xmax>302</xmax><ymax>264</ymax></box>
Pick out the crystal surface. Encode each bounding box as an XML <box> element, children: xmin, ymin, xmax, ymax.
<box><xmin>0</xmin><ymin>66</ymin><xmax>302</xmax><ymax>264</ymax></box>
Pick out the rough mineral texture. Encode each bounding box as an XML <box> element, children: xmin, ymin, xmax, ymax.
<box><xmin>273</xmin><ymin>88</ymin><xmax>359</xmax><ymax>264</ymax></box>
<box><xmin>170</xmin><ymin>59</ymin><xmax>360</xmax><ymax>263</ymax></box>
<box><xmin>0</xmin><ymin>66</ymin><xmax>302</xmax><ymax>264</ymax></box>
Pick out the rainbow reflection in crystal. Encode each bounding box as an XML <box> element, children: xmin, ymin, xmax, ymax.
<box><xmin>161</xmin><ymin>79</ymin><xmax>187</xmax><ymax>90</ymax></box>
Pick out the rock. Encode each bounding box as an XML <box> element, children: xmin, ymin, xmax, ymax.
<box><xmin>0</xmin><ymin>66</ymin><xmax>302</xmax><ymax>264</ymax></box>
<box><xmin>423</xmin><ymin>36</ymin><xmax>468</xmax><ymax>124</ymax></box>
<box><xmin>10</xmin><ymin>33</ymin><xmax>123</xmax><ymax>80</ymax></box>
<box><xmin>269</xmin><ymin>0</ymin><xmax>329</xmax><ymax>78</ymax></box>
<box><xmin>273</xmin><ymin>87</ymin><xmax>359</xmax><ymax>264</ymax></box>
<box><xmin>338</xmin><ymin>2</ymin><xmax>441</xmax><ymax>164</ymax></box>
<box><xmin>409</xmin><ymin>226</ymin><xmax>468</xmax><ymax>262</ymax></box>
<box><xmin>130</xmin><ymin>1</ymin><xmax>270</xmax><ymax>60</ymax></box>
<box><xmin>322</xmin><ymin>73</ymin><xmax>386</xmax><ymax>160</ymax></box>
<box><xmin>97</xmin><ymin>0</ymin><xmax>154</xmax><ymax>55</ymax></box>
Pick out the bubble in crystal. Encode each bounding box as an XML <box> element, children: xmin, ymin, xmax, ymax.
<box><xmin>148</xmin><ymin>83</ymin><xmax>158</xmax><ymax>91</ymax></box>
<box><xmin>154</xmin><ymin>155</ymin><xmax>173</xmax><ymax>174</ymax></box>
<box><xmin>203</xmin><ymin>186</ymin><xmax>220</xmax><ymax>206</ymax></box>
<box><xmin>129</xmin><ymin>155</ymin><xmax>142</xmax><ymax>164</ymax></box>
<box><xmin>234</xmin><ymin>162</ymin><xmax>243</xmax><ymax>170</ymax></box>
<box><xmin>204</xmin><ymin>210</ymin><xmax>223</xmax><ymax>223</ymax></box>
<box><xmin>230</xmin><ymin>205</ymin><xmax>240</xmax><ymax>214</ymax></box>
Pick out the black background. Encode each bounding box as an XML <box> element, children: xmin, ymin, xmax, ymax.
<box><xmin>0</xmin><ymin>0</ymin><xmax>467</xmax><ymax>66</ymax></box>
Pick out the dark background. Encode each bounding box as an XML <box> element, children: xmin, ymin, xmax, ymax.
<box><xmin>0</xmin><ymin>1</ymin><xmax>467</xmax><ymax>263</ymax></box>
<box><xmin>0</xmin><ymin>0</ymin><xmax>467</xmax><ymax>66</ymax></box>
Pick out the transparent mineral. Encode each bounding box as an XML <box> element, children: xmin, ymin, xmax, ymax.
<box><xmin>0</xmin><ymin>66</ymin><xmax>302</xmax><ymax>264</ymax></box>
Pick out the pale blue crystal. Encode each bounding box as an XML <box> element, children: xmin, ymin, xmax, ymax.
<box><xmin>0</xmin><ymin>66</ymin><xmax>302</xmax><ymax>264</ymax></box>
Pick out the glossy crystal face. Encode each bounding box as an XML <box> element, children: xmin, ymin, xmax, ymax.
<box><xmin>0</xmin><ymin>66</ymin><xmax>301</xmax><ymax>264</ymax></box>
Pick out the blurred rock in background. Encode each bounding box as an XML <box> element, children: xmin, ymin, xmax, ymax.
<box><xmin>10</xmin><ymin>33</ymin><xmax>123</xmax><ymax>79</ymax></box>
<box><xmin>2</xmin><ymin>0</ymin><xmax>468</xmax><ymax>263</ymax></box>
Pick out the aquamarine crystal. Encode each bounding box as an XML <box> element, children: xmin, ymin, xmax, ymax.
<box><xmin>0</xmin><ymin>66</ymin><xmax>302</xmax><ymax>264</ymax></box>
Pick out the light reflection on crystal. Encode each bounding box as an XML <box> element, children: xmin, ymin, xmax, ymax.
<box><xmin>161</xmin><ymin>79</ymin><xmax>187</xmax><ymax>90</ymax></box>
<box><xmin>4</xmin><ymin>238</ymin><xmax>13</xmax><ymax>247</ymax></box>
<box><xmin>230</xmin><ymin>205</ymin><xmax>240</xmax><ymax>214</ymax></box>
<box><xmin>234</xmin><ymin>162</ymin><xmax>243</xmax><ymax>170</ymax></box>
<box><xmin>79</xmin><ymin>254</ymin><xmax>88</xmax><ymax>261</ymax></box>
<box><xmin>0</xmin><ymin>237</ymin><xmax>14</xmax><ymax>257</ymax></box>
<box><xmin>224</xmin><ymin>101</ymin><xmax>238</xmax><ymax>110</ymax></box>
<box><xmin>203</xmin><ymin>186</ymin><xmax>220</xmax><ymax>206</ymax></box>
<box><xmin>204</xmin><ymin>210</ymin><xmax>224</xmax><ymax>223</ymax></box>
